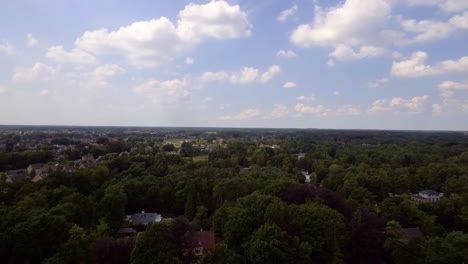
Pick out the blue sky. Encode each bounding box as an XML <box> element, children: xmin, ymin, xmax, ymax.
<box><xmin>0</xmin><ymin>0</ymin><xmax>467</xmax><ymax>130</ymax></box>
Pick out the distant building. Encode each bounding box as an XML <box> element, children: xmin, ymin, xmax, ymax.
<box><xmin>302</xmin><ymin>170</ymin><xmax>311</xmax><ymax>183</ymax></box>
<box><xmin>412</xmin><ymin>190</ymin><xmax>444</xmax><ymax>203</ymax></box>
<box><xmin>182</xmin><ymin>231</ymin><xmax>216</xmax><ymax>258</ymax></box>
<box><xmin>117</xmin><ymin>227</ymin><xmax>137</xmax><ymax>237</ymax></box>
<box><xmin>127</xmin><ymin>211</ymin><xmax>162</xmax><ymax>225</ymax></box>
<box><xmin>82</xmin><ymin>155</ymin><xmax>96</xmax><ymax>163</ymax></box>
<box><xmin>27</xmin><ymin>163</ymin><xmax>44</xmax><ymax>175</ymax></box>
<box><xmin>5</xmin><ymin>170</ymin><xmax>27</xmax><ymax>183</ymax></box>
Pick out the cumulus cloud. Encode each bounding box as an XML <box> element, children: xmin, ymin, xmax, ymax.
<box><xmin>369</xmin><ymin>95</ymin><xmax>430</xmax><ymax>113</ymax></box>
<box><xmin>369</xmin><ymin>99</ymin><xmax>391</xmax><ymax>113</ymax></box>
<box><xmin>295</xmin><ymin>103</ymin><xmax>324</xmax><ymax>114</ymax></box>
<box><xmin>185</xmin><ymin>57</ymin><xmax>194</xmax><ymax>65</ymax></box>
<box><xmin>259</xmin><ymin>65</ymin><xmax>281</xmax><ymax>83</ymax></box>
<box><xmin>200</xmin><ymin>71</ymin><xmax>230</xmax><ymax>82</ymax></box>
<box><xmin>220</xmin><ymin>108</ymin><xmax>261</xmax><ymax>120</ymax></box>
<box><xmin>391</xmin><ymin>51</ymin><xmax>468</xmax><ymax>78</ymax></box>
<box><xmin>265</xmin><ymin>104</ymin><xmax>289</xmax><ymax>119</ymax></box>
<box><xmin>449</xmin><ymin>11</ymin><xmax>468</xmax><ymax>29</ymax></box>
<box><xmin>201</xmin><ymin>65</ymin><xmax>280</xmax><ymax>84</ymax></box>
<box><xmin>389</xmin><ymin>95</ymin><xmax>429</xmax><ymax>112</ymax></box>
<box><xmin>334</xmin><ymin>104</ymin><xmax>362</xmax><ymax>116</ymax></box>
<box><xmin>133</xmin><ymin>79</ymin><xmax>189</xmax><ymax>105</ymax></box>
<box><xmin>406</xmin><ymin>0</ymin><xmax>468</xmax><ymax>12</ymax></box>
<box><xmin>27</xmin><ymin>34</ymin><xmax>38</xmax><ymax>47</ymax></box>
<box><xmin>368</xmin><ymin>77</ymin><xmax>389</xmax><ymax>88</ymax></box>
<box><xmin>290</xmin><ymin>0</ymin><xmax>391</xmax><ymax>47</ymax></box>
<box><xmin>432</xmin><ymin>104</ymin><xmax>442</xmax><ymax>116</ymax></box>
<box><xmin>40</xmin><ymin>89</ymin><xmax>50</xmax><ymax>96</ymax></box>
<box><xmin>13</xmin><ymin>62</ymin><xmax>59</xmax><ymax>82</ymax></box>
<box><xmin>296</xmin><ymin>95</ymin><xmax>316</xmax><ymax>101</ymax></box>
<box><xmin>46</xmin><ymin>46</ymin><xmax>97</xmax><ymax>64</ymax></box>
<box><xmin>283</xmin><ymin>82</ymin><xmax>297</xmax><ymax>89</ymax></box>
<box><xmin>73</xmin><ymin>1</ymin><xmax>251</xmax><ymax>67</ymax></box>
<box><xmin>277</xmin><ymin>3</ymin><xmax>298</xmax><ymax>22</ymax></box>
<box><xmin>276</xmin><ymin>49</ymin><xmax>297</xmax><ymax>58</ymax></box>
<box><xmin>394</xmin><ymin>13</ymin><xmax>468</xmax><ymax>45</ymax></box>
<box><xmin>0</xmin><ymin>85</ymin><xmax>7</xmax><ymax>95</ymax></box>
<box><xmin>295</xmin><ymin>103</ymin><xmax>362</xmax><ymax>116</ymax></box>
<box><xmin>289</xmin><ymin>0</ymin><xmax>466</xmax><ymax>63</ymax></box>
<box><xmin>0</xmin><ymin>41</ymin><xmax>14</xmax><ymax>56</ymax></box>
<box><xmin>330</xmin><ymin>44</ymin><xmax>386</xmax><ymax>61</ymax></box>
<box><xmin>177</xmin><ymin>1</ymin><xmax>251</xmax><ymax>41</ymax></box>
<box><xmin>438</xmin><ymin>80</ymin><xmax>468</xmax><ymax>98</ymax></box>
<box><xmin>81</xmin><ymin>64</ymin><xmax>126</xmax><ymax>89</ymax></box>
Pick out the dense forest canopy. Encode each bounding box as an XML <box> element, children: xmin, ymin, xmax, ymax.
<box><xmin>0</xmin><ymin>126</ymin><xmax>467</xmax><ymax>264</ymax></box>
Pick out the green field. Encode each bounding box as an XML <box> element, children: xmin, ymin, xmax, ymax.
<box><xmin>191</xmin><ymin>155</ymin><xmax>209</xmax><ymax>162</ymax></box>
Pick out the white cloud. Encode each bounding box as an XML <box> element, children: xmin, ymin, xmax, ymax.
<box><xmin>93</xmin><ymin>64</ymin><xmax>126</xmax><ymax>77</ymax></box>
<box><xmin>330</xmin><ymin>44</ymin><xmax>386</xmax><ymax>61</ymax></box>
<box><xmin>0</xmin><ymin>41</ymin><xmax>14</xmax><ymax>56</ymax></box>
<box><xmin>463</xmin><ymin>100</ymin><xmax>468</xmax><ymax>114</ymax></box>
<box><xmin>276</xmin><ymin>49</ymin><xmax>297</xmax><ymax>58</ymax></box>
<box><xmin>283</xmin><ymin>82</ymin><xmax>297</xmax><ymax>89</ymax></box>
<box><xmin>296</xmin><ymin>95</ymin><xmax>316</xmax><ymax>101</ymax></box>
<box><xmin>392</xmin><ymin>51</ymin><xmax>405</xmax><ymax>59</ymax></box>
<box><xmin>368</xmin><ymin>77</ymin><xmax>389</xmax><ymax>88</ymax></box>
<box><xmin>369</xmin><ymin>99</ymin><xmax>391</xmax><ymax>113</ymax></box>
<box><xmin>438</xmin><ymin>80</ymin><xmax>468</xmax><ymax>98</ymax></box>
<box><xmin>200</xmin><ymin>71</ymin><xmax>230</xmax><ymax>82</ymax></box>
<box><xmin>26</xmin><ymin>34</ymin><xmax>38</xmax><ymax>47</ymax></box>
<box><xmin>389</xmin><ymin>95</ymin><xmax>429</xmax><ymax>113</ymax></box>
<box><xmin>370</xmin><ymin>95</ymin><xmax>429</xmax><ymax>113</ymax></box>
<box><xmin>295</xmin><ymin>103</ymin><xmax>324</xmax><ymax>114</ymax></box>
<box><xmin>391</xmin><ymin>51</ymin><xmax>468</xmax><ymax>78</ymax></box>
<box><xmin>432</xmin><ymin>104</ymin><xmax>442</xmax><ymax>116</ymax></box>
<box><xmin>185</xmin><ymin>57</ymin><xmax>194</xmax><ymax>64</ymax></box>
<box><xmin>260</xmin><ymin>65</ymin><xmax>281</xmax><ymax>83</ymax></box>
<box><xmin>177</xmin><ymin>1</ymin><xmax>251</xmax><ymax>41</ymax></box>
<box><xmin>449</xmin><ymin>11</ymin><xmax>468</xmax><ymax>29</ymax></box>
<box><xmin>277</xmin><ymin>3</ymin><xmax>298</xmax><ymax>22</ymax></box>
<box><xmin>290</xmin><ymin>0</ymin><xmax>391</xmax><ymax>47</ymax></box>
<box><xmin>334</xmin><ymin>104</ymin><xmax>362</xmax><ymax>116</ymax></box>
<box><xmin>74</xmin><ymin>1</ymin><xmax>251</xmax><ymax>67</ymax></box>
<box><xmin>46</xmin><ymin>46</ymin><xmax>96</xmax><ymax>64</ymax></box>
<box><xmin>265</xmin><ymin>104</ymin><xmax>289</xmax><ymax>119</ymax></box>
<box><xmin>406</xmin><ymin>0</ymin><xmax>468</xmax><ymax>12</ymax></box>
<box><xmin>133</xmin><ymin>79</ymin><xmax>189</xmax><ymax>105</ymax></box>
<box><xmin>40</xmin><ymin>89</ymin><xmax>50</xmax><ymax>96</ymax></box>
<box><xmin>231</xmin><ymin>67</ymin><xmax>259</xmax><ymax>83</ymax></box>
<box><xmin>334</xmin><ymin>91</ymin><xmax>340</xmax><ymax>96</ymax></box>
<box><xmin>220</xmin><ymin>108</ymin><xmax>261</xmax><ymax>120</ymax></box>
<box><xmin>201</xmin><ymin>65</ymin><xmax>280</xmax><ymax>84</ymax></box>
<box><xmin>0</xmin><ymin>85</ymin><xmax>7</xmax><ymax>95</ymax></box>
<box><xmin>397</xmin><ymin>17</ymin><xmax>458</xmax><ymax>45</ymax></box>
<box><xmin>80</xmin><ymin>64</ymin><xmax>126</xmax><ymax>89</ymax></box>
<box><xmin>13</xmin><ymin>62</ymin><xmax>59</xmax><ymax>82</ymax></box>
<box><xmin>327</xmin><ymin>60</ymin><xmax>336</xmax><ymax>67</ymax></box>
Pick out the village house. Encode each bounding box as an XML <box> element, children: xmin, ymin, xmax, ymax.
<box><xmin>182</xmin><ymin>230</ymin><xmax>216</xmax><ymax>260</ymax></box>
<box><xmin>127</xmin><ymin>211</ymin><xmax>162</xmax><ymax>226</ymax></box>
<box><xmin>412</xmin><ymin>190</ymin><xmax>444</xmax><ymax>203</ymax></box>
<box><xmin>117</xmin><ymin>227</ymin><xmax>137</xmax><ymax>237</ymax></box>
<box><xmin>302</xmin><ymin>170</ymin><xmax>311</xmax><ymax>183</ymax></box>
<box><xmin>27</xmin><ymin>163</ymin><xmax>44</xmax><ymax>175</ymax></box>
<box><xmin>5</xmin><ymin>170</ymin><xmax>27</xmax><ymax>183</ymax></box>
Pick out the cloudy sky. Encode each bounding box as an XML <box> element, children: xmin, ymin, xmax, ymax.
<box><xmin>1</xmin><ymin>0</ymin><xmax>467</xmax><ymax>130</ymax></box>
